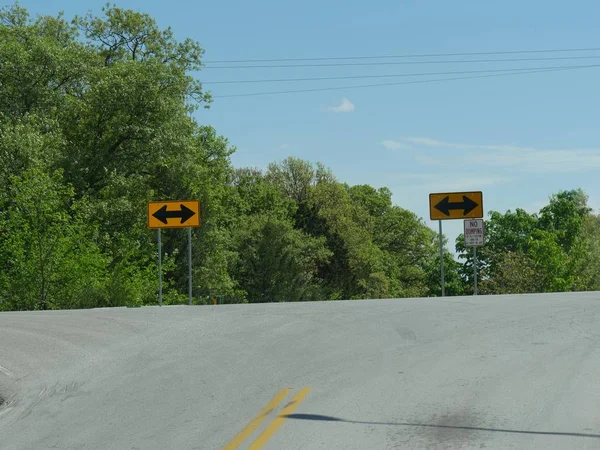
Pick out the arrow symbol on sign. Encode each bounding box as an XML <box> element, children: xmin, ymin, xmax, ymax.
<box><xmin>434</xmin><ymin>196</ymin><xmax>479</xmax><ymax>216</ymax></box>
<box><xmin>152</xmin><ymin>204</ymin><xmax>196</xmax><ymax>225</ymax></box>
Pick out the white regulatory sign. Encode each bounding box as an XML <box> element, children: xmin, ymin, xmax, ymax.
<box><xmin>464</xmin><ymin>219</ymin><xmax>484</xmax><ymax>247</ymax></box>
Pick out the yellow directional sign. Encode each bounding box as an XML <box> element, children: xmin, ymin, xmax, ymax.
<box><xmin>147</xmin><ymin>200</ymin><xmax>201</xmax><ymax>229</ymax></box>
<box><xmin>429</xmin><ymin>191</ymin><xmax>483</xmax><ymax>220</ymax></box>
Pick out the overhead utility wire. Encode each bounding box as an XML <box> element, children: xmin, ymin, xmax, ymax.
<box><xmin>201</xmin><ymin>63</ymin><xmax>600</xmax><ymax>84</ymax></box>
<box><xmin>204</xmin><ymin>55</ymin><xmax>600</xmax><ymax>69</ymax></box>
<box><xmin>204</xmin><ymin>47</ymin><xmax>600</xmax><ymax>64</ymax></box>
<box><xmin>213</xmin><ymin>64</ymin><xmax>598</xmax><ymax>98</ymax></box>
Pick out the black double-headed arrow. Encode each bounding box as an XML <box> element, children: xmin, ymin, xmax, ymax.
<box><xmin>152</xmin><ymin>204</ymin><xmax>196</xmax><ymax>225</ymax></box>
<box><xmin>434</xmin><ymin>195</ymin><xmax>479</xmax><ymax>216</ymax></box>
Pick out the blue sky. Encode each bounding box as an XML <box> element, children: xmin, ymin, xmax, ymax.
<box><xmin>14</xmin><ymin>0</ymin><xmax>600</xmax><ymax>250</ymax></box>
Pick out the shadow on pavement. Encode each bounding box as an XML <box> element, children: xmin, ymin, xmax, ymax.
<box><xmin>284</xmin><ymin>413</ymin><xmax>600</xmax><ymax>439</ymax></box>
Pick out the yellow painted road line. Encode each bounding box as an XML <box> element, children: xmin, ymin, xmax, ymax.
<box><xmin>222</xmin><ymin>388</ymin><xmax>291</xmax><ymax>450</ymax></box>
<box><xmin>248</xmin><ymin>387</ymin><xmax>312</xmax><ymax>450</ymax></box>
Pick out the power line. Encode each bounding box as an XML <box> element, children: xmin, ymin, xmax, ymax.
<box><xmin>204</xmin><ymin>55</ymin><xmax>600</xmax><ymax>69</ymax></box>
<box><xmin>212</xmin><ymin>65</ymin><xmax>597</xmax><ymax>98</ymax></box>
<box><xmin>204</xmin><ymin>47</ymin><xmax>600</xmax><ymax>64</ymax></box>
<box><xmin>201</xmin><ymin>64</ymin><xmax>600</xmax><ymax>84</ymax></box>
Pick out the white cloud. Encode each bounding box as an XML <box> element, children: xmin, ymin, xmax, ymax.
<box><xmin>326</xmin><ymin>97</ymin><xmax>355</xmax><ymax>113</ymax></box>
<box><xmin>405</xmin><ymin>137</ymin><xmax>446</xmax><ymax>147</ymax></box>
<box><xmin>391</xmin><ymin>174</ymin><xmax>438</xmax><ymax>181</ymax></box>
<box><xmin>280</xmin><ymin>144</ymin><xmax>289</xmax><ymax>150</ymax></box>
<box><xmin>402</xmin><ymin>136</ymin><xmax>600</xmax><ymax>173</ymax></box>
<box><xmin>393</xmin><ymin>174</ymin><xmax>513</xmax><ymax>193</ymax></box>
<box><xmin>414</xmin><ymin>153</ymin><xmax>444</xmax><ymax>166</ymax></box>
<box><xmin>469</xmin><ymin>148</ymin><xmax>600</xmax><ymax>172</ymax></box>
<box><xmin>405</xmin><ymin>136</ymin><xmax>537</xmax><ymax>152</ymax></box>
<box><xmin>381</xmin><ymin>140</ymin><xmax>411</xmax><ymax>150</ymax></box>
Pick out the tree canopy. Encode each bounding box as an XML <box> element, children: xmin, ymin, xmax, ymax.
<box><xmin>1</xmin><ymin>4</ymin><xmax>599</xmax><ymax>311</ymax></box>
<box><xmin>456</xmin><ymin>189</ymin><xmax>600</xmax><ymax>295</ymax></box>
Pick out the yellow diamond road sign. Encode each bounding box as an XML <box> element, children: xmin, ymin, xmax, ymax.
<box><xmin>429</xmin><ymin>191</ymin><xmax>483</xmax><ymax>221</ymax></box>
<box><xmin>147</xmin><ymin>200</ymin><xmax>200</xmax><ymax>229</ymax></box>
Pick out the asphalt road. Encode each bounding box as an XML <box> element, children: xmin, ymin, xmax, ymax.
<box><xmin>1</xmin><ymin>293</ymin><xmax>599</xmax><ymax>450</ymax></box>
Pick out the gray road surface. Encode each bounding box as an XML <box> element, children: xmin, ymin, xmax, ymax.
<box><xmin>1</xmin><ymin>293</ymin><xmax>599</xmax><ymax>449</ymax></box>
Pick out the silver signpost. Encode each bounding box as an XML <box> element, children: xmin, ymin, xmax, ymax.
<box><xmin>473</xmin><ymin>246</ymin><xmax>478</xmax><ymax>295</ymax></box>
<box><xmin>158</xmin><ymin>229</ymin><xmax>163</xmax><ymax>307</ymax></box>
<box><xmin>188</xmin><ymin>227</ymin><xmax>193</xmax><ymax>306</ymax></box>
<box><xmin>439</xmin><ymin>220</ymin><xmax>445</xmax><ymax>297</ymax></box>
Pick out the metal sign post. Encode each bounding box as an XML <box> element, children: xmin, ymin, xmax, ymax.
<box><xmin>473</xmin><ymin>246</ymin><xmax>478</xmax><ymax>295</ymax></box>
<box><xmin>439</xmin><ymin>220</ymin><xmax>445</xmax><ymax>297</ymax></box>
<box><xmin>158</xmin><ymin>229</ymin><xmax>163</xmax><ymax>307</ymax></box>
<box><xmin>188</xmin><ymin>227</ymin><xmax>193</xmax><ymax>306</ymax></box>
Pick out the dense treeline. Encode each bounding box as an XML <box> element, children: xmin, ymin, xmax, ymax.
<box><xmin>456</xmin><ymin>189</ymin><xmax>600</xmax><ymax>295</ymax></box>
<box><xmin>1</xmin><ymin>5</ymin><xmax>599</xmax><ymax>310</ymax></box>
<box><xmin>0</xmin><ymin>4</ymin><xmax>442</xmax><ymax>309</ymax></box>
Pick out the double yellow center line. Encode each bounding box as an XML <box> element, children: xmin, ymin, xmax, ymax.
<box><xmin>223</xmin><ymin>387</ymin><xmax>311</xmax><ymax>450</ymax></box>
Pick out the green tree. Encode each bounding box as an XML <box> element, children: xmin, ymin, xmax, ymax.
<box><xmin>538</xmin><ymin>189</ymin><xmax>591</xmax><ymax>252</ymax></box>
<box><xmin>456</xmin><ymin>208</ymin><xmax>538</xmax><ymax>291</ymax></box>
<box><xmin>233</xmin><ymin>216</ymin><xmax>331</xmax><ymax>303</ymax></box>
<box><xmin>0</xmin><ymin>167</ymin><xmax>108</xmax><ymax>310</ymax></box>
<box><xmin>0</xmin><ymin>4</ymin><xmax>226</xmax><ymax>308</ymax></box>
<box><xmin>479</xmin><ymin>251</ymin><xmax>544</xmax><ymax>295</ymax></box>
<box><xmin>0</xmin><ymin>5</ymin><xmax>94</xmax><ymax>118</ymax></box>
<box><xmin>310</xmin><ymin>181</ymin><xmax>387</xmax><ymax>299</ymax></box>
<box><xmin>571</xmin><ymin>214</ymin><xmax>600</xmax><ymax>291</ymax></box>
<box><xmin>528</xmin><ymin>229</ymin><xmax>572</xmax><ymax>292</ymax></box>
<box><xmin>374</xmin><ymin>206</ymin><xmax>437</xmax><ymax>297</ymax></box>
<box><xmin>425</xmin><ymin>231</ymin><xmax>466</xmax><ymax>298</ymax></box>
<box><xmin>457</xmin><ymin>190</ymin><xmax>593</xmax><ymax>295</ymax></box>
